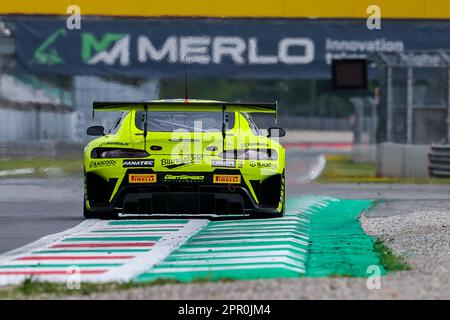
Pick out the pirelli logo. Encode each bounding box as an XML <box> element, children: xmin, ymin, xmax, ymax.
<box><xmin>129</xmin><ymin>174</ymin><xmax>157</xmax><ymax>183</ymax></box>
<box><xmin>213</xmin><ymin>174</ymin><xmax>241</xmax><ymax>184</ymax></box>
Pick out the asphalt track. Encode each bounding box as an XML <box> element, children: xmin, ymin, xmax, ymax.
<box><xmin>0</xmin><ymin>178</ymin><xmax>82</xmax><ymax>253</ymax></box>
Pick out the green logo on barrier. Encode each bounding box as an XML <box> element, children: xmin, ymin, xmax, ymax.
<box><xmin>33</xmin><ymin>28</ymin><xmax>66</xmax><ymax>65</ymax></box>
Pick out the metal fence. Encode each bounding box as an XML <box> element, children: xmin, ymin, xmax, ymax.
<box><xmin>371</xmin><ymin>50</ymin><xmax>450</xmax><ymax>145</ymax></box>
<box><xmin>350</xmin><ymin>97</ymin><xmax>376</xmax><ymax>145</ymax></box>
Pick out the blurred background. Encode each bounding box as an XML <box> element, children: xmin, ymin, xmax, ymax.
<box><xmin>1</xmin><ymin>1</ymin><xmax>450</xmax><ymax>180</ymax></box>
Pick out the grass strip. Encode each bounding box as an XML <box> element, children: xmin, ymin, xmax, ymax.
<box><xmin>0</xmin><ymin>158</ymin><xmax>83</xmax><ymax>178</ymax></box>
<box><xmin>373</xmin><ymin>240</ymin><xmax>410</xmax><ymax>272</ymax></box>
<box><xmin>317</xmin><ymin>154</ymin><xmax>450</xmax><ymax>184</ymax></box>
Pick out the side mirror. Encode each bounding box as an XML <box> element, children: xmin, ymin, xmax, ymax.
<box><xmin>267</xmin><ymin>127</ymin><xmax>286</xmax><ymax>138</ymax></box>
<box><xmin>86</xmin><ymin>126</ymin><xmax>105</xmax><ymax>136</ymax></box>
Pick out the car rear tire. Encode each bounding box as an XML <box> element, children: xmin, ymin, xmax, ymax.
<box><xmin>267</xmin><ymin>211</ymin><xmax>285</xmax><ymax>218</ymax></box>
<box><xmin>83</xmin><ymin>201</ymin><xmax>118</xmax><ymax>219</ymax></box>
<box><xmin>250</xmin><ymin>174</ymin><xmax>285</xmax><ymax>219</ymax></box>
<box><xmin>249</xmin><ymin>211</ymin><xmax>284</xmax><ymax>219</ymax></box>
<box><xmin>83</xmin><ymin>201</ymin><xmax>100</xmax><ymax>219</ymax></box>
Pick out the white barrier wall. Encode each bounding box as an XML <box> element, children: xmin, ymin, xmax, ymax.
<box><xmin>376</xmin><ymin>142</ymin><xmax>430</xmax><ymax>178</ymax></box>
<box><xmin>0</xmin><ymin>107</ymin><xmax>77</xmax><ymax>141</ymax></box>
<box><xmin>353</xmin><ymin>144</ymin><xmax>377</xmax><ymax>163</ymax></box>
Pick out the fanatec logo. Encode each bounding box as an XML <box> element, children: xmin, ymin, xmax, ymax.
<box><xmin>122</xmin><ymin>159</ymin><xmax>155</xmax><ymax>168</ymax></box>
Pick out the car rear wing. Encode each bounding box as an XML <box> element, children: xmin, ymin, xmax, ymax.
<box><xmin>92</xmin><ymin>101</ymin><xmax>280</xmax><ymax>152</ymax></box>
<box><xmin>92</xmin><ymin>100</ymin><xmax>278</xmax><ymax>115</ymax></box>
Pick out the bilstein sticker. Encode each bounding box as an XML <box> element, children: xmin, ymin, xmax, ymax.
<box><xmin>123</xmin><ymin>159</ymin><xmax>154</xmax><ymax>168</ymax></box>
<box><xmin>213</xmin><ymin>174</ymin><xmax>241</xmax><ymax>184</ymax></box>
<box><xmin>129</xmin><ymin>174</ymin><xmax>157</xmax><ymax>183</ymax></box>
<box><xmin>161</xmin><ymin>155</ymin><xmax>202</xmax><ymax>169</ymax></box>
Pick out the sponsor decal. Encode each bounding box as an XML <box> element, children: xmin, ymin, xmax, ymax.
<box><xmin>129</xmin><ymin>174</ymin><xmax>157</xmax><ymax>183</ymax></box>
<box><xmin>89</xmin><ymin>160</ymin><xmax>116</xmax><ymax>168</ymax></box>
<box><xmin>161</xmin><ymin>155</ymin><xmax>202</xmax><ymax>169</ymax></box>
<box><xmin>123</xmin><ymin>159</ymin><xmax>154</xmax><ymax>168</ymax></box>
<box><xmin>213</xmin><ymin>174</ymin><xmax>241</xmax><ymax>184</ymax></box>
<box><xmin>99</xmin><ymin>141</ymin><xmax>130</xmax><ymax>146</ymax></box>
<box><xmin>211</xmin><ymin>159</ymin><xmax>236</xmax><ymax>168</ymax></box>
<box><xmin>163</xmin><ymin>174</ymin><xmax>204</xmax><ymax>182</ymax></box>
<box><xmin>32</xmin><ymin>28</ymin><xmax>66</xmax><ymax>65</ymax></box>
<box><xmin>20</xmin><ymin>19</ymin><xmax>441</xmax><ymax>80</ymax></box>
<box><xmin>31</xmin><ymin>29</ymin><xmax>314</xmax><ymax>69</ymax></box>
<box><xmin>249</xmin><ymin>161</ymin><xmax>277</xmax><ymax>169</ymax></box>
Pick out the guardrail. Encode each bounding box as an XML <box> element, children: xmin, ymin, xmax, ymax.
<box><xmin>429</xmin><ymin>144</ymin><xmax>450</xmax><ymax>177</ymax></box>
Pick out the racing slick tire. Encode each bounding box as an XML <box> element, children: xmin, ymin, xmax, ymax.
<box><xmin>83</xmin><ymin>201</ymin><xmax>118</xmax><ymax>219</ymax></box>
<box><xmin>249</xmin><ymin>208</ymin><xmax>285</xmax><ymax>219</ymax></box>
<box><xmin>249</xmin><ymin>172</ymin><xmax>285</xmax><ymax>219</ymax></box>
<box><xmin>83</xmin><ymin>202</ymin><xmax>99</xmax><ymax>219</ymax></box>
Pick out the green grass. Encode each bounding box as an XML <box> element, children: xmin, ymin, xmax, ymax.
<box><xmin>0</xmin><ymin>276</ymin><xmax>235</xmax><ymax>299</ymax></box>
<box><xmin>374</xmin><ymin>240</ymin><xmax>410</xmax><ymax>272</ymax></box>
<box><xmin>317</xmin><ymin>154</ymin><xmax>450</xmax><ymax>184</ymax></box>
<box><xmin>0</xmin><ymin>277</ymin><xmax>181</xmax><ymax>299</ymax></box>
<box><xmin>0</xmin><ymin>158</ymin><xmax>83</xmax><ymax>178</ymax></box>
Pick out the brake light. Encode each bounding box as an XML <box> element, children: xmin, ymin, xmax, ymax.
<box><xmin>91</xmin><ymin>148</ymin><xmax>149</xmax><ymax>159</ymax></box>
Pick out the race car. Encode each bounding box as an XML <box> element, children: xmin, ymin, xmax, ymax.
<box><xmin>83</xmin><ymin>99</ymin><xmax>286</xmax><ymax>219</ymax></box>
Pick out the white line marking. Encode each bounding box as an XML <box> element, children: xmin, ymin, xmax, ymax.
<box><xmin>0</xmin><ymin>220</ymin><xmax>102</xmax><ymax>263</ymax></box>
<box><xmin>0</xmin><ymin>168</ymin><xmax>35</xmax><ymax>177</ymax></box>
<box><xmin>94</xmin><ymin>225</ymin><xmax>184</xmax><ymax>230</ymax></box>
<box><xmin>193</xmin><ymin>232</ymin><xmax>309</xmax><ymax>240</ymax></box>
<box><xmin>177</xmin><ymin>244</ymin><xmax>308</xmax><ymax>254</ymax></box>
<box><xmin>199</xmin><ymin>230</ymin><xmax>309</xmax><ymax>236</ymax></box>
<box><xmin>298</xmin><ymin>154</ymin><xmax>326</xmax><ymax>182</ymax></box>
<box><xmin>2</xmin><ymin>259</ymin><xmax>132</xmax><ymax>265</ymax></box>
<box><xmin>147</xmin><ymin>264</ymin><xmax>305</xmax><ymax>274</ymax></box>
<box><xmin>100</xmin><ymin>220</ymin><xmax>207</xmax><ymax>282</ymax></box>
<box><xmin>0</xmin><ymin>219</ymin><xmax>207</xmax><ymax>285</ymax></box>
<box><xmin>188</xmin><ymin>238</ymin><xmax>310</xmax><ymax>247</ymax></box>
<box><xmin>66</xmin><ymin>232</ymin><xmax>170</xmax><ymax>237</ymax></box>
<box><xmin>170</xmin><ymin>250</ymin><xmax>307</xmax><ymax>260</ymax></box>
<box><xmin>158</xmin><ymin>257</ymin><xmax>305</xmax><ymax>267</ymax></box>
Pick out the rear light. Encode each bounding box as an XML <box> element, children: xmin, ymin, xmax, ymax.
<box><xmin>91</xmin><ymin>148</ymin><xmax>149</xmax><ymax>159</ymax></box>
<box><xmin>218</xmin><ymin>149</ymin><xmax>278</xmax><ymax>160</ymax></box>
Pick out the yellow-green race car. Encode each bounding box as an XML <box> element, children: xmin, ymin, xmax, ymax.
<box><xmin>84</xmin><ymin>99</ymin><xmax>286</xmax><ymax>219</ymax></box>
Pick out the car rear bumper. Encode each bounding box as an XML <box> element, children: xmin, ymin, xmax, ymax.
<box><xmin>85</xmin><ymin>169</ymin><xmax>283</xmax><ymax>216</ymax></box>
<box><xmin>90</xmin><ymin>185</ymin><xmax>280</xmax><ymax>216</ymax></box>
